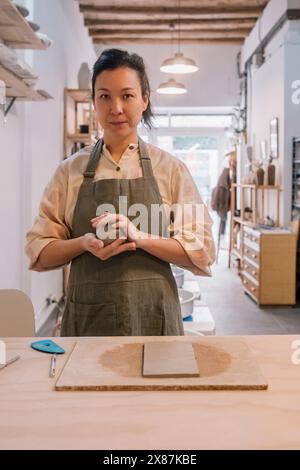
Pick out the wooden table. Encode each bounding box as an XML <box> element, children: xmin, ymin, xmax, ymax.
<box><xmin>0</xmin><ymin>335</ymin><xmax>300</xmax><ymax>450</ymax></box>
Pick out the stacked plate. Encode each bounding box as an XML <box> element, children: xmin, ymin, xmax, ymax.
<box><xmin>13</xmin><ymin>3</ymin><xmax>40</xmax><ymax>32</ymax></box>
<box><xmin>13</xmin><ymin>2</ymin><xmax>29</xmax><ymax>17</ymax></box>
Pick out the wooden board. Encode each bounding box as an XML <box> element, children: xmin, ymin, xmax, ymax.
<box><xmin>142</xmin><ymin>342</ymin><xmax>200</xmax><ymax>378</ymax></box>
<box><xmin>55</xmin><ymin>337</ymin><xmax>268</xmax><ymax>391</ymax></box>
<box><xmin>0</xmin><ymin>0</ymin><xmax>46</xmax><ymax>50</ymax></box>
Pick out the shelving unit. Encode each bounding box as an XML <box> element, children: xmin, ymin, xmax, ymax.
<box><xmin>228</xmin><ymin>183</ymin><xmax>296</xmax><ymax>305</ymax></box>
<box><xmin>291</xmin><ymin>138</ymin><xmax>300</xmax><ymax>299</ymax></box>
<box><xmin>0</xmin><ymin>0</ymin><xmax>51</xmax><ymax>103</ymax></box>
<box><xmin>229</xmin><ymin>183</ymin><xmax>281</xmax><ymax>270</ymax></box>
<box><xmin>292</xmin><ymin>137</ymin><xmax>300</xmax><ymax>220</ymax></box>
<box><xmin>63</xmin><ymin>88</ymin><xmax>101</xmax><ymax>159</ymax></box>
<box><xmin>63</xmin><ymin>89</ymin><xmax>101</xmax><ymax>294</ymax></box>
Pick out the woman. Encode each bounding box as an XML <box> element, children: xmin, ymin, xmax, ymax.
<box><xmin>26</xmin><ymin>49</ymin><xmax>215</xmax><ymax>336</ymax></box>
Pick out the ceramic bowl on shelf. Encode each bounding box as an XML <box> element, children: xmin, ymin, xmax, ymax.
<box><xmin>13</xmin><ymin>2</ymin><xmax>29</xmax><ymax>17</ymax></box>
<box><xmin>178</xmin><ymin>288</ymin><xmax>196</xmax><ymax>319</ymax></box>
<box><xmin>171</xmin><ymin>266</ymin><xmax>185</xmax><ymax>288</ymax></box>
<box><xmin>27</xmin><ymin>20</ymin><xmax>40</xmax><ymax>32</ymax></box>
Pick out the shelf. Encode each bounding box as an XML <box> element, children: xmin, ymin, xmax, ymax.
<box><xmin>0</xmin><ymin>1</ymin><xmax>51</xmax><ymax>104</ymax></box>
<box><xmin>64</xmin><ymin>88</ymin><xmax>101</xmax><ymax>159</ymax></box>
<box><xmin>0</xmin><ymin>0</ymin><xmax>47</xmax><ymax>50</ymax></box>
<box><xmin>232</xmin><ymin>184</ymin><xmax>280</xmax><ymax>189</ymax></box>
<box><xmin>293</xmin><ymin>203</ymin><xmax>300</xmax><ymax>209</ymax></box>
<box><xmin>233</xmin><ymin>217</ymin><xmax>256</xmax><ymax>226</ymax></box>
<box><xmin>231</xmin><ymin>248</ymin><xmax>242</xmax><ymax>259</ymax></box>
<box><xmin>67</xmin><ymin>133</ymin><xmax>92</xmax><ymax>143</ymax></box>
<box><xmin>0</xmin><ymin>64</ymin><xmax>51</xmax><ymax>101</ymax></box>
<box><xmin>230</xmin><ymin>182</ymin><xmax>281</xmax><ymax>270</ymax></box>
<box><xmin>67</xmin><ymin>89</ymin><xmax>92</xmax><ymax>102</ymax></box>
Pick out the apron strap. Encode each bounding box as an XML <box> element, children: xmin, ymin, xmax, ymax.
<box><xmin>83</xmin><ymin>138</ymin><xmax>104</xmax><ymax>178</ymax></box>
<box><xmin>138</xmin><ymin>137</ymin><xmax>154</xmax><ymax>178</ymax></box>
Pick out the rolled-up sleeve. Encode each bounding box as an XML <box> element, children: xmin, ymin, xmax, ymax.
<box><xmin>169</xmin><ymin>161</ymin><xmax>216</xmax><ymax>276</ymax></box>
<box><xmin>25</xmin><ymin>164</ymin><xmax>71</xmax><ymax>271</ymax></box>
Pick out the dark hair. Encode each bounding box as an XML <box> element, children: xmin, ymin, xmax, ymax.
<box><xmin>92</xmin><ymin>48</ymin><xmax>154</xmax><ymax>129</ymax></box>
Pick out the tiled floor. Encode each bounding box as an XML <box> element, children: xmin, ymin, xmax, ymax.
<box><xmin>197</xmin><ymin>248</ymin><xmax>300</xmax><ymax>336</ymax></box>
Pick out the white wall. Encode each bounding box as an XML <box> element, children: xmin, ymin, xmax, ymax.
<box><xmin>283</xmin><ymin>22</ymin><xmax>300</xmax><ymax>223</ymax></box>
<box><xmin>95</xmin><ymin>43</ymin><xmax>241</xmax><ymax>108</ymax></box>
<box><xmin>0</xmin><ymin>0</ymin><xmax>96</xmax><ymax>324</ymax></box>
<box><xmin>244</xmin><ymin>18</ymin><xmax>300</xmax><ymax>226</ymax></box>
<box><xmin>243</xmin><ymin>0</ymin><xmax>300</xmax><ymax>66</ymax></box>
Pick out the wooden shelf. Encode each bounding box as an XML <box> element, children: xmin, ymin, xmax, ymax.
<box><xmin>63</xmin><ymin>88</ymin><xmax>101</xmax><ymax>158</ymax></box>
<box><xmin>0</xmin><ymin>64</ymin><xmax>51</xmax><ymax>101</ymax></box>
<box><xmin>0</xmin><ymin>1</ymin><xmax>51</xmax><ymax>103</ymax></box>
<box><xmin>231</xmin><ymin>248</ymin><xmax>242</xmax><ymax>259</ymax></box>
<box><xmin>67</xmin><ymin>133</ymin><xmax>92</xmax><ymax>143</ymax></box>
<box><xmin>67</xmin><ymin>89</ymin><xmax>92</xmax><ymax>102</ymax></box>
<box><xmin>232</xmin><ymin>183</ymin><xmax>280</xmax><ymax>189</ymax></box>
<box><xmin>0</xmin><ymin>0</ymin><xmax>46</xmax><ymax>50</ymax></box>
<box><xmin>233</xmin><ymin>217</ymin><xmax>256</xmax><ymax>226</ymax></box>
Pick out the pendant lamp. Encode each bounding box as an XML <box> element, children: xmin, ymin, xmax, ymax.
<box><xmin>156</xmin><ymin>78</ymin><xmax>187</xmax><ymax>95</ymax></box>
<box><xmin>160</xmin><ymin>0</ymin><xmax>199</xmax><ymax>75</ymax></box>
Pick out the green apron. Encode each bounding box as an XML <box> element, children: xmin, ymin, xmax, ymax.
<box><xmin>61</xmin><ymin>137</ymin><xmax>184</xmax><ymax>336</ymax></box>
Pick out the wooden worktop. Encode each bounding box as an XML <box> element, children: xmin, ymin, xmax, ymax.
<box><xmin>0</xmin><ymin>335</ymin><xmax>299</xmax><ymax>450</ymax></box>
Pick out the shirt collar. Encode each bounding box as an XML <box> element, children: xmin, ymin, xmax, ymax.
<box><xmin>102</xmin><ymin>142</ymin><xmax>139</xmax><ymax>164</ymax></box>
<box><xmin>102</xmin><ymin>142</ymin><xmax>139</xmax><ymax>155</ymax></box>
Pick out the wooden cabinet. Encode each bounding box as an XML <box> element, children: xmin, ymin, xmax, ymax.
<box><xmin>241</xmin><ymin>225</ymin><xmax>297</xmax><ymax>305</ymax></box>
<box><xmin>229</xmin><ymin>183</ymin><xmax>281</xmax><ymax>273</ymax></box>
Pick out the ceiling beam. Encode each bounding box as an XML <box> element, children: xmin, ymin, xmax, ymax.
<box><xmin>93</xmin><ymin>37</ymin><xmax>244</xmax><ymax>45</ymax></box>
<box><xmin>79</xmin><ymin>5</ymin><xmax>264</xmax><ymax>16</ymax></box>
<box><xmin>79</xmin><ymin>4</ymin><xmax>264</xmax><ymax>21</ymax></box>
<box><xmin>86</xmin><ymin>19</ymin><xmax>256</xmax><ymax>31</ymax></box>
<box><xmin>90</xmin><ymin>29</ymin><xmax>250</xmax><ymax>38</ymax></box>
<box><xmin>78</xmin><ymin>0</ymin><xmax>267</xmax><ymax>5</ymax></box>
<box><xmin>82</xmin><ymin>13</ymin><xmax>262</xmax><ymax>21</ymax></box>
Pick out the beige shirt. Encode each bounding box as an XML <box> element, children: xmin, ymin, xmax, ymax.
<box><xmin>25</xmin><ymin>141</ymin><xmax>215</xmax><ymax>275</ymax></box>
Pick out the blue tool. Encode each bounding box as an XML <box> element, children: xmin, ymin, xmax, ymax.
<box><xmin>183</xmin><ymin>315</ymin><xmax>193</xmax><ymax>322</ymax></box>
<box><xmin>31</xmin><ymin>339</ymin><xmax>65</xmax><ymax>354</ymax></box>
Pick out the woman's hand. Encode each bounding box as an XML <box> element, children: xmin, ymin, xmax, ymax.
<box><xmin>82</xmin><ymin>232</ymin><xmax>136</xmax><ymax>260</ymax></box>
<box><xmin>91</xmin><ymin>213</ymin><xmax>143</xmax><ymax>242</ymax></box>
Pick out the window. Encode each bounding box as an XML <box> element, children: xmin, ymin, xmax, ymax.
<box><xmin>171</xmin><ymin>114</ymin><xmax>232</xmax><ymax>128</ymax></box>
<box><xmin>157</xmin><ymin>135</ymin><xmax>218</xmax><ymax>203</ymax></box>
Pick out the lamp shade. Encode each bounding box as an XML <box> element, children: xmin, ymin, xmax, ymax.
<box><xmin>160</xmin><ymin>52</ymin><xmax>199</xmax><ymax>74</ymax></box>
<box><xmin>156</xmin><ymin>78</ymin><xmax>187</xmax><ymax>95</ymax></box>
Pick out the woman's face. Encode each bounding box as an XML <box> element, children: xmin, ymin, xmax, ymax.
<box><xmin>93</xmin><ymin>67</ymin><xmax>149</xmax><ymax>140</ymax></box>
